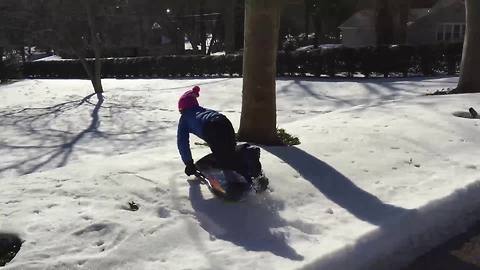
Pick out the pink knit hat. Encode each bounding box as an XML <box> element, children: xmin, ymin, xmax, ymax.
<box><xmin>178</xmin><ymin>86</ymin><xmax>200</xmax><ymax>111</ymax></box>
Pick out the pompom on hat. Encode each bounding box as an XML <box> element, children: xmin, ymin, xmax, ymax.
<box><xmin>178</xmin><ymin>86</ymin><xmax>201</xmax><ymax>111</ymax></box>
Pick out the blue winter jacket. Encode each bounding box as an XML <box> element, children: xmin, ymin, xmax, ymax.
<box><xmin>177</xmin><ymin>106</ymin><xmax>221</xmax><ymax>165</ymax></box>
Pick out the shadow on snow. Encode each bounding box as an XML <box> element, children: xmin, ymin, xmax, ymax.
<box><xmin>0</xmin><ymin>93</ymin><xmax>167</xmax><ymax>177</ymax></box>
<box><xmin>263</xmin><ymin>146</ymin><xmax>410</xmax><ymax>226</ymax></box>
<box><xmin>188</xmin><ymin>181</ymin><xmax>304</xmax><ymax>261</ymax></box>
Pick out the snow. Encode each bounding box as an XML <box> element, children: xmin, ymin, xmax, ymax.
<box><xmin>295</xmin><ymin>44</ymin><xmax>343</xmax><ymax>51</ymax></box>
<box><xmin>33</xmin><ymin>55</ymin><xmax>64</xmax><ymax>61</ymax></box>
<box><xmin>1</xmin><ymin>76</ymin><xmax>479</xmax><ymax>270</ymax></box>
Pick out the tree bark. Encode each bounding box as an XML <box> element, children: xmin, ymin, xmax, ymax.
<box><xmin>224</xmin><ymin>0</ymin><xmax>236</xmax><ymax>53</ymax></box>
<box><xmin>0</xmin><ymin>47</ymin><xmax>5</xmax><ymax>83</ymax></box>
<box><xmin>313</xmin><ymin>15</ymin><xmax>321</xmax><ymax>47</ymax></box>
<box><xmin>199</xmin><ymin>0</ymin><xmax>207</xmax><ymax>55</ymax></box>
<box><xmin>78</xmin><ymin>56</ymin><xmax>94</xmax><ymax>83</ymax></box>
<box><xmin>137</xmin><ymin>15</ymin><xmax>146</xmax><ymax>53</ymax></box>
<box><xmin>238</xmin><ymin>0</ymin><xmax>282</xmax><ymax>145</ymax></box>
<box><xmin>455</xmin><ymin>0</ymin><xmax>480</xmax><ymax>93</ymax></box>
<box><xmin>84</xmin><ymin>0</ymin><xmax>103</xmax><ymax>94</ymax></box>
<box><xmin>207</xmin><ymin>20</ymin><xmax>219</xmax><ymax>55</ymax></box>
<box><xmin>375</xmin><ymin>0</ymin><xmax>394</xmax><ymax>45</ymax></box>
<box><xmin>376</xmin><ymin>0</ymin><xmax>408</xmax><ymax>45</ymax></box>
<box><xmin>397</xmin><ymin>0</ymin><xmax>410</xmax><ymax>44</ymax></box>
<box><xmin>304</xmin><ymin>0</ymin><xmax>312</xmax><ymax>42</ymax></box>
<box><xmin>20</xmin><ymin>46</ymin><xmax>26</xmax><ymax>63</ymax></box>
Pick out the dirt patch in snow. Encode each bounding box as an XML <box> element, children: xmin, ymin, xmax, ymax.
<box><xmin>0</xmin><ymin>233</ymin><xmax>22</xmax><ymax>267</ymax></box>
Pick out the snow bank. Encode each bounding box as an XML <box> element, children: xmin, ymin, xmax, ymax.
<box><xmin>302</xmin><ymin>181</ymin><xmax>480</xmax><ymax>270</ymax></box>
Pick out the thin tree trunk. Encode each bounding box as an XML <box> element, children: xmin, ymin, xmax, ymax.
<box><xmin>238</xmin><ymin>0</ymin><xmax>282</xmax><ymax>145</ymax></box>
<box><xmin>455</xmin><ymin>0</ymin><xmax>480</xmax><ymax>93</ymax></box>
<box><xmin>207</xmin><ymin>20</ymin><xmax>219</xmax><ymax>55</ymax></box>
<box><xmin>199</xmin><ymin>0</ymin><xmax>207</xmax><ymax>55</ymax></box>
<box><xmin>189</xmin><ymin>38</ymin><xmax>201</xmax><ymax>53</ymax></box>
<box><xmin>312</xmin><ymin>13</ymin><xmax>323</xmax><ymax>47</ymax></box>
<box><xmin>162</xmin><ymin>12</ymin><xmax>185</xmax><ymax>54</ymax></box>
<box><xmin>224</xmin><ymin>0</ymin><xmax>236</xmax><ymax>54</ymax></box>
<box><xmin>55</xmin><ymin>30</ymin><xmax>99</xmax><ymax>91</ymax></box>
<box><xmin>84</xmin><ymin>0</ymin><xmax>103</xmax><ymax>94</ymax></box>
<box><xmin>137</xmin><ymin>15</ymin><xmax>146</xmax><ymax>53</ymax></box>
<box><xmin>397</xmin><ymin>0</ymin><xmax>410</xmax><ymax>44</ymax></box>
<box><xmin>304</xmin><ymin>0</ymin><xmax>311</xmax><ymax>42</ymax></box>
<box><xmin>20</xmin><ymin>46</ymin><xmax>26</xmax><ymax>63</ymax></box>
<box><xmin>375</xmin><ymin>0</ymin><xmax>394</xmax><ymax>45</ymax></box>
<box><xmin>0</xmin><ymin>47</ymin><xmax>5</xmax><ymax>83</ymax></box>
<box><xmin>77</xmin><ymin>55</ymin><xmax>95</xmax><ymax>87</ymax></box>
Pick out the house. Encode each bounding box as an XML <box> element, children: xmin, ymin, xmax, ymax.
<box><xmin>338</xmin><ymin>0</ymin><xmax>465</xmax><ymax>47</ymax></box>
<box><xmin>408</xmin><ymin>0</ymin><xmax>466</xmax><ymax>45</ymax></box>
<box><xmin>338</xmin><ymin>9</ymin><xmax>377</xmax><ymax>48</ymax></box>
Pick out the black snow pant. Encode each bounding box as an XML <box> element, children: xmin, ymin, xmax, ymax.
<box><xmin>203</xmin><ymin>115</ymin><xmax>249</xmax><ymax>181</ymax></box>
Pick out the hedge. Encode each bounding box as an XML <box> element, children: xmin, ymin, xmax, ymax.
<box><xmin>22</xmin><ymin>43</ymin><xmax>463</xmax><ymax>79</ymax></box>
<box><xmin>0</xmin><ymin>58</ymin><xmax>22</xmax><ymax>83</ymax></box>
<box><xmin>277</xmin><ymin>43</ymin><xmax>462</xmax><ymax>78</ymax></box>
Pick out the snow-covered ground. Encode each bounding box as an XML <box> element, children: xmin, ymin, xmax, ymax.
<box><xmin>1</xmin><ymin>77</ymin><xmax>479</xmax><ymax>270</ymax></box>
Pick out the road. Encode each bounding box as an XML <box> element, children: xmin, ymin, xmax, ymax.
<box><xmin>404</xmin><ymin>222</ymin><xmax>480</xmax><ymax>270</ymax></box>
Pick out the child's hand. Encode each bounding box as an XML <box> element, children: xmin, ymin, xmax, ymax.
<box><xmin>184</xmin><ymin>160</ymin><xmax>197</xmax><ymax>176</ymax></box>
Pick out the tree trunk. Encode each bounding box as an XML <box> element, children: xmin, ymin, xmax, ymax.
<box><xmin>199</xmin><ymin>0</ymin><xmax>207</xmax><ymax>55</ymax></box>
<box><xmin>396</xmin><ymin>0</ymin><xmax>410</xmax><ymax>44</ymax></box>
<box><xmin>20</xmin><ymin>46</ymin><xmax>26</xmax><ymax>63</ymax></box>
<box><xmin>84</xmin><ymin>0</ymin><xmax>103</xmax><ymax>94</ymax></box>
<box><xmin>375</xmin><ymin>0</ymin><xmax>394</xmax><ymax>45</ymax></box>
<box><xmin>455</xmin><ymin>0</ymin><xmax>480</xmax><ymax>93</ymax></box>
<box><xmin>137</xmin><ymin>15</ymin><xmax>146</xmax><ymax>53</ymax></box>
<box><xmin>78</xmin><ymin>56</ymin><xmax>96</xmax><ymax>88</ymax></box>
<box><xmin>312</xmin><ymin>14</ymin><xmax>321</xmax><ymax>48</ymax></box>
<box><xmin>0</xmin><ymin>47</ymin><xmax>5</xmax><ymax>84</ymax></box>
<box><xmin>304</xmin><ymin>0</ymin><xmax>312</xmax><ymax>42</ymax></box>
<box><xmin>238</xmin><ymin>0</ymin><xmax>282</xmax><ymax>145</ymax></box>
<box><xmin>207</xmin><ymin>20</ymin><xmax>220</xmax><ymax>55</ymax></box>
<box><xmin>224</xmin><ymin>0</ymin><xmax>236</xmax><ymax>54</ymax></box>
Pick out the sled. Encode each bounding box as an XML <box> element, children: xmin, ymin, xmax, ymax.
<box><xmin>194</xmin><ymin>169</ymin><xmax>251</xmax><ymax>202</ymax></box>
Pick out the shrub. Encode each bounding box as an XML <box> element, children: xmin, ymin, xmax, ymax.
<box><xmin>277</xmin><ymin>128</ymin><xmax>300</xmax><ymax>146</ymax></box>
<box><xmin>416</xmin><ymin>45</ymin><xmax>442</xmax><ymax>76</ymax></box>
<box><xmin>0</xmin><ymin>58</ymin><xmax>22</xmax><ymax>83</ymax></box>
<box><xmin>444</xmin><ymin>43</ymin><xmax>463</xmax><ymax>75</ymax></box>
<box><xmin>22</xmin><ymin>43</ymin><xmax>463</xmax><ymax>79</ymax></box>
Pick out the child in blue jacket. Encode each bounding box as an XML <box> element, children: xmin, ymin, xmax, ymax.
<box><xmin>177</xmin><ymin>86</ymin><xmax>269</xmax><ymax>192</ymax></box>
<box><xmin>177</xmin><ymin>86</ymin><xmax>238</xmax><ymax>176</ymax></box>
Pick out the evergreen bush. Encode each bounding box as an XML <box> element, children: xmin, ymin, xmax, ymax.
<box><xmin>23</xmin><ymin>43</ymin><xmax>463</xmax><ymax>79</ymax></box>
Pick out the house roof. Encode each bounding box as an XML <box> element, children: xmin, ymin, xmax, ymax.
<box><xmin>408</xmin><ymin>0</ymin><xmax>465</xmax><ymax>27</ymax></box>
<box><xmin>339</xmin><ymin>8</ymin><xmax>434</xmax><ymax>29</ymax></box>
<box><xmin>432</xmin><ymin>0</ymin><xmax>464</xmax><ymax>10</ymax></box>
<box><xmin>339</xmin><ymin>9</ymin><xmax>375</xmax><ymax>29</ymax></box>
<box><xmin>411</xmin><ymin>0</ymin><xmax>437</xmax><ymax>8</ymax></box>
<box><xmin>410</xmin><ymin>8</ymin><xmax>431</xmax><ymax>20</ymax></box>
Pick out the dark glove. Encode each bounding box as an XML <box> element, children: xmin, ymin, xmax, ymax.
<box><xmin>184</xmin><ymin>160</ymin><xmax>197</xmax><ymax>176</ymax></box>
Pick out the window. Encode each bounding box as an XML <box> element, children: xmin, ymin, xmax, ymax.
<box><xmin>437</xmin><ymin>25</ymin><xmax>444</xmax><ymax>41</ymax></box>
<box><xmin>453</xmin><ymin>24</ymin><xmax>460</xmax><ymax>39</ymax></box>
<box><xmin>437</xmin><ymin>23</ymin><xmax>466</xmax><ymax>42</ymax></box>
<box><xmin>445</xmin><ymin>26</ymin><xmax>452</xmax><ymax>41</ymax></box>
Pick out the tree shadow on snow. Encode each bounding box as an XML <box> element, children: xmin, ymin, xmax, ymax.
<box><xmin>0</xmin><ymin>92</ymin><xmax>166</xmax><ymax>177</ymax></box>
<box><xmin>188</xmin><ymin>181</ymin><xmax>304</xmax><ymax>261</ymax></box>
<box><xmin>263</xmin><ymin>146</ymin><xmax>410</xmax><ymax>226</ymax></box>
<box><xmin>0</xmin><ymin>93</ymin><xmax>104</xmax><ymax>175</ymax></box>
